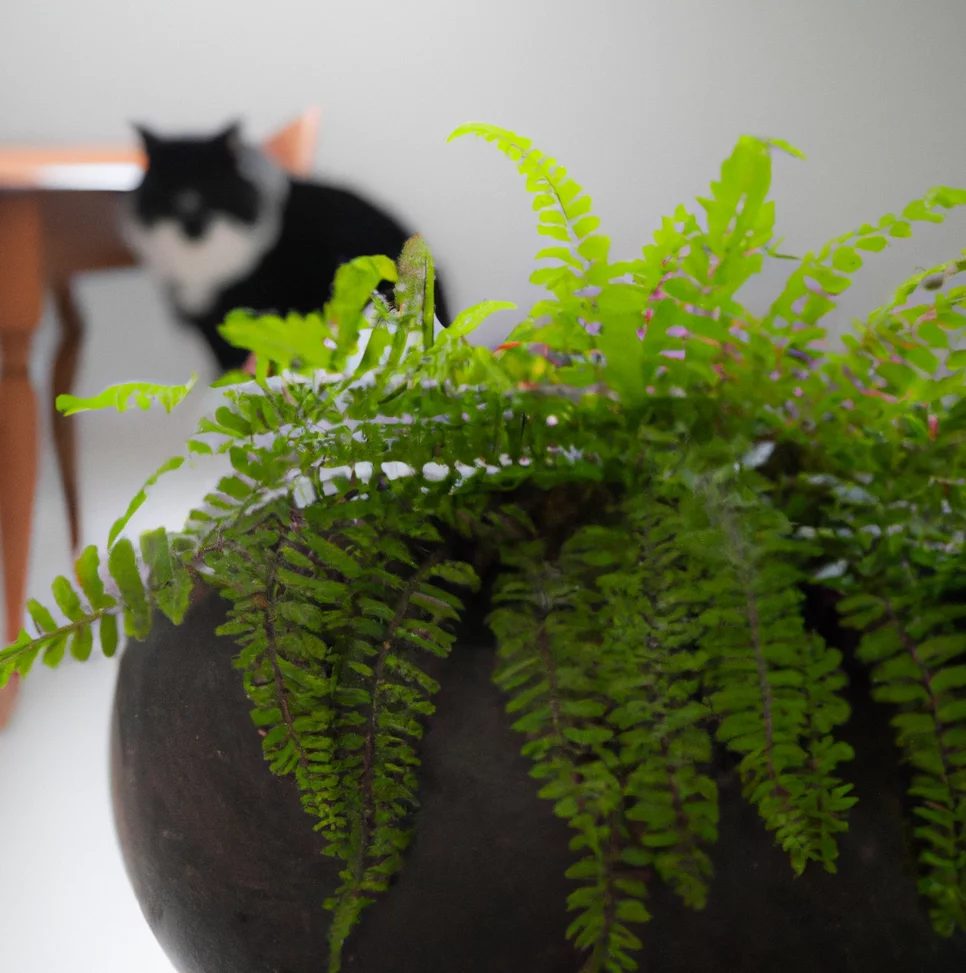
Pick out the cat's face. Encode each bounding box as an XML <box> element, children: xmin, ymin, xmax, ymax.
<box><xmin>133</xmin><ymin>123</ymin><xmax>260</xmax><ymax>239</ymax></box>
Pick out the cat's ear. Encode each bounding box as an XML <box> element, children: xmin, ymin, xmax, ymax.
<box><xmin>133</xmin><ymin>124</ymin><xmax>162</xmax><ymax>158</ymax></box>
<box><xmin>213</xmin><ymin>121</ymin><xmax>243</xmax><ymax>157</ymax></box>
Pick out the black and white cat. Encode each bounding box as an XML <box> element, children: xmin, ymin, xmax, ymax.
<box><xmin>121</xmin><ymin>122</ymin><xmax>450</xmax><ymax>371</ymax></box>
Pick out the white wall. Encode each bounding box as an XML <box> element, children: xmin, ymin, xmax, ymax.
<box><xmin>2</xmin><ymin>3</ymin><xmax>966</xmax><ymax>972</ymax></box>
<box><xmin>3</xmin><ymin>0</ymin><xmax>966</xmax><ymax>349</ymax></box>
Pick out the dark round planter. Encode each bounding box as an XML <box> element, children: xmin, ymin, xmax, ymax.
<box><xmin>110</xmin><ymin>594</ymin><xmax>966</xmax><ymax>973</ymax></box>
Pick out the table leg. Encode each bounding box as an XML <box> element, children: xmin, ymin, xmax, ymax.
<box><xmin>51</xmin><ymin>281</ymin><xmax>83</xmax><ymax>554</ymax></box>
<box><xmin>0</xmin><ymin>194</ymin><xmax>43</xmax><ymax>728</ymax></box>
<box><xmin>40</xmin><ymin>191</ymin><xmax>138</xmax><ymax>560</ymax></box>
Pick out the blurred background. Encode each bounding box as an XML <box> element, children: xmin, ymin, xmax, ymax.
<box><xmin>1</xmin><ymin>0</ymin><xmax>965</xmax><ymax>970</ymax></box>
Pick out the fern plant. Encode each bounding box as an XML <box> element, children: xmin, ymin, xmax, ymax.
<box><xmin>4</xmin><ymin>122</ymin><xmax>966</xmax><ymax>971</ymax></box>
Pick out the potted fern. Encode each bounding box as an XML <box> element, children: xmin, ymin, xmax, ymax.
<box><xmin>3</xmin><ymin>123</ymin><xmax>966</xmax><ymax>973</ymax></box>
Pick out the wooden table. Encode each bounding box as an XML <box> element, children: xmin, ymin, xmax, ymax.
<box><xmin>0</xmin><ymin>148</ymin><xmax>143</xmax><ymax>737</ymax></box>
<box><xmin>0</xmin><ymin>111</ymin><xmax>321</xmax><ymax>728</ymax></box>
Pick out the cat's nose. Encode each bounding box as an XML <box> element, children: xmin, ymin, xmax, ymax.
<box><xmin>182</xmin><ymin>216</ymin><xmax>207</xmax><ymax>240</ymax></box>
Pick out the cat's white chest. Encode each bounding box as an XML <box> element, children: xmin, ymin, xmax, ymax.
<box><xmin>124</xmin><ymin>216</ymin><xmax>269</xmax><ymax>316</ymax></box>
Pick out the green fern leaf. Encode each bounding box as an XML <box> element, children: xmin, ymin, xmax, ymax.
<box><xmin>56</xmin><ymin>374</ymin><xmax>196</xmax><ymax>416</ymax></box>
<box><xmin>108</xmin><ymin>538</ymin><xmax>151</xmax><ymax>639</ymax></box>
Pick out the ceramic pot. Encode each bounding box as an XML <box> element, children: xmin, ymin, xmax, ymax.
<box><xmin>110</xmin><ymin>593</ymin><xmax>966</xmax><ymax>972</ymax></box>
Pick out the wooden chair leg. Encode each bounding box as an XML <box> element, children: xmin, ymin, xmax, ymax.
<box><xmin>0</xmin><ymin>676</ymin><xmax>18</xmax><ymax>728</ymax></box>
<box><xmin>51</xmin><ymin>280</ymin><xmax>84</xmax><ymax>554</ymax></box>
<box><xmin>0</xmin><ymin>194</ymin><xmax>44</xmax><ymax>729</ymax></box>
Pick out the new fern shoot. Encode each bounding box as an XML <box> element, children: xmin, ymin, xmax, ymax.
<box><xmin>4</xmin><ymin>125</ymin><xmax>966</xmax><ymax>972</ymax></box>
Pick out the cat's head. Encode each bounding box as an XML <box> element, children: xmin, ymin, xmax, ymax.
<box><xmin>132</xmin><ymin>122</ymin><xmax>261</xmax><ymax>239</ymax></box>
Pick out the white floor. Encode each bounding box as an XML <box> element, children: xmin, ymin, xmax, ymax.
<box><xmin>0</xmin><ymin>269</ymin><xmax>238</xmax><ymax>973</ymax></box>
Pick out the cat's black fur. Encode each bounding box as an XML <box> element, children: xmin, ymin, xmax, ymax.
<box><xmin>124</xmin><ymin>123</ymin><xmax>450</xmax><ymax>371</ymax></box>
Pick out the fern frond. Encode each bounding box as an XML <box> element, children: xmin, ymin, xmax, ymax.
<box><xmin>395</xmin><ymin>234</ymin><xmax>436</xmax><ymax>352</ymax></box>
<box><xmin>107</xmin><ymin>455</ymin><xmax>186</xmax><ymax>548</ymax></box>
<box><xmin>449</xmin><ymin>122</ymin><xmax>609</xmax><ymax>294</ymax></box>
<box><xmin>488</xmin><ymin>493</ymin><xmax>719</xmax><ymax>973</ymax></box>
<box><xmin>563</xmin><ymin>502</ymin><xmax>718</xmax><ymax>911</ymax></box>
<box><xmin>55</xmin><ymin>373</ymin><xmax>197</xmax><ymax>416</ymax></box>
<box><xmin>490</xmin><ymin>538</ymin><xmax>642</xmax><ymax>973</ymax></box>
<box><xmin>215</xmin><ymin>489</ymin><xmax>476</xmax><ymax>972</ymax></box>
<box><xmin>0</xmin><ymin>540</ymin><xmax>154</xmax><ymax>685</ymax></box>
<box><xmin>841</xmin><ymin>586</ymin><xmax>966</xmax><ymax>934</ymax></box>
<box><xmin>765</xmin><ymin>186</ymin><xmax>966</xmax><ymax>335</ymax></box>
<box><xmin>218</xmin><ymin>254</ymin><xmax>398</xmax><ymax>376</ymax></box>
<box><xmin>833</xmin><ymin>472</ymin><xmax>966</xmax><ymax>936</ymax></box>
<box><xmin>686</xmin><ymin>474</ymin><xmax>855</xmax><ymax>874</ymax></box>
